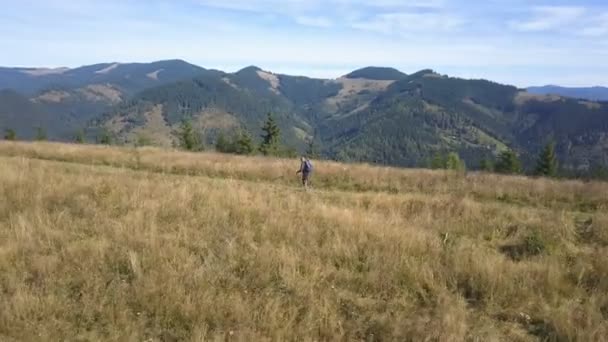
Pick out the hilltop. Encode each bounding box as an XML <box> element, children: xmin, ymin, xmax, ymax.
<box><xmin>343</xmin><ymin>66</ymin><xmax>408</xmax><ymax>80</ymax></box>
<box><xmin>0</xmin><ymin>60</ymin><xmax>206</xmax><ymax>95</ymax></box>
<box><xmin>0</xmin><ymin>141</ymin><xmax>607</xmax><ymax>340</ymax></box>
<box><xmin>0</xmin><ymin>60</ymin><xmax>207</xmax><ymax>139</ymax></box>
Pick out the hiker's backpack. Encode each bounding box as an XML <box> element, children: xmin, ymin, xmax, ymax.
<box><xmin>304</xmin><ymin>160</ymin><xmax>313</xmax><ymax>173</ymax></box>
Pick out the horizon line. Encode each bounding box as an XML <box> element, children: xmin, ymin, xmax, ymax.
<box><xmin>2</xmin><ymin>59</ymin><xmax>606</xmax><ymax>89</ymax></box>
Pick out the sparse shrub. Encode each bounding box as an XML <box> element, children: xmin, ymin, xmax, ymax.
<box><xmin>279</xmin><ymin>147</ymin><xmax>298</xmax><ymax>158</ymax></box>
<box><xmin>4</xmin><ymin>128</ymin><xmax>16</xmax><ymax>140</ymax></box>
<box><xmin>479</xmin><ymin>158</ymin><xmax>494</xmax><ymax>172</ymax></box>
<box><xmin>430</xmin><ymin>152</ymin><xmax>445</xmax><ymax>169</ymax></box>
<box><xmin>136</xmin><ymin>134</ymin><xmax>153</xmax><ymax>147</ymax></box>
<box><xmin>74</xmin><ymin>130</ymin><xmax>85</xmax><ymax>144</ymax></box>
<box><xmin>98</xmin><ymin>130</ymin><xmax>112</xmax><ymax>145</ymax></box>
<box><xmin>35</xmin><ymin>127</ymin><xmax>47</xmax><ymax>141</ymax></box>
<box><xmin>216</xmin><ymin>130</ymin><xmax>255</xmax><ymax>155</ymax></box>
<box><xmin>495</xmin><ymin>150</ymin><xmax>522</xmax><ymax>174</ymax></box>
<box><xmin>524</xmin><ymin>231</ymin><xmax>546</xmax><ymax>255</ymax></box>
<box><xmin>233</xmin><ymin>131</ymin><xmax>255</xmax><ymax>155</ymax></box>
<box><xmin>500</xmin><ymin>230</ymin><xmax>546</xmax><ymax>261</ymax></box>
<box><xmin>590</xmin><ymin>165</ymin><xmax>608</xmax><ymax>180</ymax></box>
<box><xmin>429</xmin><ymin>152</ymin><xmax>466</xmax><ymax>171</ymax></box>
<box><xmin>177</xmin><ymin>120</ymin><xmax>202</xmax><ymax>151</ymax></box>
<box><xmin>446</xmin><ymin>152</ymin><xmax>466</xmax><ymax>172</ymax></box>
<box><xmin>306</xmin><ymin>138</ymin><xmax>320</xmax><ymax>159</ymax></box>
<box><xmin>215</xmin><ymin>132</ymin><xmax>233</xmax><ymax>153</ymax></box>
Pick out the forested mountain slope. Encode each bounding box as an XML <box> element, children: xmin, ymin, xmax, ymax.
<box><xmin>2</xmin><ymin>61</ymin><xmax>607</xmax><ymax>171</ymax></box>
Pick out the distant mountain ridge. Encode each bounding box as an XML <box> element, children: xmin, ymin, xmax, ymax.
<box><xmin>527</xmin><ymin>85</ymin><xmax>608</xmax><ymax>102</ymax></box>
<box><xmin>0</xmin><ymin>60</ymin><xmax>207</xmax><ymax>139</ymax></box>
<box><xmin>1</xmin><ymin>60</ymin><xmax>608</xmax><ymax>173</ymax></box>
<box><xmin>0</xmin><ymin>59</ymin><xmax>206</xmax><ymax>95</ymax></box>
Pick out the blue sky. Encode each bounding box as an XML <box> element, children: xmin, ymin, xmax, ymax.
<box><xmin>1</xmin><ymin>0</ymin><xmax>607</xmax><ymax>87</ymax></box>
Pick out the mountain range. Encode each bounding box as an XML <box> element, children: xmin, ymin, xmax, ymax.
<box><xmin>527</xmin><ymin>85</ymin><xmax>608</xmax><ymax>102</ymax></box>
<box><xmin>1</xmin><ymin>60</ymin><xmax>607</xmax><ymax>172</ymax></box>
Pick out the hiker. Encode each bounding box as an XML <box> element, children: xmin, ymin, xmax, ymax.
<box><xmin>296</xmin><ymin>156</ymin><xmax>313</xmax><ymax>189</ymax></box>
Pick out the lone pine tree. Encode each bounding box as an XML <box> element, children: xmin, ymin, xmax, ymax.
<box><xmin>259</xmin><ymin>113</ymin><xmax>281</xmax><ymax>156</ymax></box>
<box><xmin>535</xmin><ymin>142</ymin><xmax>558</xmax><ymax>177</ymax></box>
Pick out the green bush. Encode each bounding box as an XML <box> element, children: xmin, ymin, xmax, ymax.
<box><xmin>524</xmin><ymin>231</ymin><xmax>546</xmax><ymax>256</ymax></box>
<box><xmin>4</xmin><ymin>128</ymin><xmax>16</xmax><ymax>141</ymax></box>
<box><xmin>177</xmin><ymin>120</ymin><xmax>202</xmax><ymax>151</ymax></box>
<box><xmin>495</xmin><ymin>150</ymin><xmax>522</xmax><ymax>174</ymax></box>
<box><xmin>429</xmin><ymin>152</ymin><xmax>466</xmax><ymax>171</ymax></box>
<box><xmin>216</xmin><ymin>130</ymin><xmax>255</xmax><ymax>155</ymax></box>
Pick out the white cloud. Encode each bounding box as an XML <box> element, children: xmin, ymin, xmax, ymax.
<box><xmin>508</xmin><ymin>6</ymin><xmax>608</xmax><ymax>38</ymax></box>
<box><xmin>351</xmin><ymin>12</ymin><xmax>464</xmax><ymax>34</ymax></box>
<box><xmin>509</xmin><ymin>6</ymin><xmax>586</xmax><ymax>32</ymax></box>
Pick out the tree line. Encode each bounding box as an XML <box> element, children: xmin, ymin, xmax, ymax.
<box><xmin>176</xmin><ymin>112</ymin><xmax>305</xmax><ymax>158</ymax></box>
<box><xmin>1</xmin><ymin>123</ymin><xmax>604</xmax><ymax>181</ymax></box>
<box><xmin>3</xmin><ymin>127</ymin><xmax>94</xmax><ymax>144</ymax></box>
<box><xmin>3</xmin><ymin>127</ymin><xmax>47</xmax><ymax>141</ymax></box>
<box><xmin>431</xmin><ymin>142</ymin><xmax>559</xmax><ymax>178</ymax></box>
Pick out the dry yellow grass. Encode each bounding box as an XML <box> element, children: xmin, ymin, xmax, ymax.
<box><xmin>1</xmin><ymin>141</ymin><xmax>607</xmax><ymax>341</ymax></box>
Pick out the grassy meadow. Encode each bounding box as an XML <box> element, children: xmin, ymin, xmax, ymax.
<box><xmin>1</xmin><ymin>141</ymin><xmax>607</xmax><ymax>341</ymax></box>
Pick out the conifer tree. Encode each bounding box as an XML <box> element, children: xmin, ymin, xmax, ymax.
<box><xmin>234</xmin><ymin>130</ymin><xmax>254</xmax><ymax>155</ymax></box>
<box><xmin>215</xmin><ymin>132</ymin><xmax>232</xmax><ymax>153</ymax></box>
<box><xmin>495</xmin><ymin>150</ymin><xmax>522</xmax><ymax>174</ymax></box>
<box><xmin>259</xmin><ymin>113</ymin><xmax>281</xmax><ymax>156</ymax></box>
<box><xmin>535</xmin><ymin>142</ymin><xmax>558</xmax><ymax>177</ymax></box>
<box><xmin>430</xmin><ymin>152</ymin><xmax>445</xmax><ymax>169</ymax></box>
<box><xmin>178</xmin><ymin>120</ymin><xmax>201</xmax><ymax>151</ymax></box>
<box><xmin>446</xmin><ymin>152</ymin><xmax>466</xmax><ymax>171</ymax></box>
